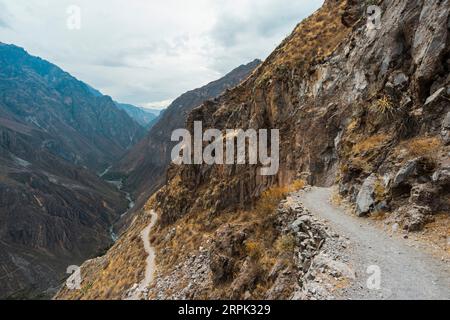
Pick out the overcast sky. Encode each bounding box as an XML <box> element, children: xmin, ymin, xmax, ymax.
<box><xmin>0</xmin><ymin>0</ymin><xmax>323</xmax><ymax>109</ymax></box>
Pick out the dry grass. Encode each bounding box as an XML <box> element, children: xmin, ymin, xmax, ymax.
<box><xmin>397</xmin><ymin>213</ymin><xmax>450</xmax><ymax>260</ymax></box>
<box><xmin>352</xmin><ymin>134</ymin><xmax>390</xmax><ymax>155</ymax></box>
<box><xmin>347</xmin><ymin>134</ymin><xmax>392</xmax><ymax>172</ymax></box>
<box><xmin>374</xmin><ymin>179</ymin><xmax>386</xmax><ymax>203</ymax></box>
<box><xmin>274</xmin><ymin>234</ymin><xmax>296</xmax><ymax>255</ymax></box>
<box><xmin>255</xmin><ymin>180</ymin><xmax>305</xmax><ymax>216</ymax></box>
<box><xmin>245</xmin><ymin>240</ymin><xmax>264</xmax><ymax>261</ymax></box>
<box><xmin>396</xmin><ymin>136</ymin><xmax>442</xmax><ymax>160</ymax></box>
<box><xmin>331</xmin><ymin>188</ymin><xmax>344</xmax><ymax>206</ymax></box>
<box><xmin>256</xmin><ymin>0</ymin><xmax>350</xmax><ymax>85</ymax></box>
<box><xmin>347</xmin><ymin>118</ymin><xmax>360</xmax><ymax>132</ymax></box>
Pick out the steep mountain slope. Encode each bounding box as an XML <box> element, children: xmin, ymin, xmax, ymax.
<box><xmin>56</xmin><ymin>0</ymin><xmax>449</xmax><ymax>300</ymax></box>
<box><xmin>109</xmin><ymin>59</ymin><xmax>261</xmax><ymax>208</ymax></box>
<box><xmin>115</xmin><ymin>103</ymin><xmax>159</xmax><ymax>128</ymax></box>
<box><xmin>0</xmin><ymin>44</ymin><xmax>144</xmax><ymax>298</ymax></box>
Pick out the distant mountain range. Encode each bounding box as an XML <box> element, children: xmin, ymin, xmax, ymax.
<box><xmin>85</xmin><ymin>84</ymin><xmax>161</xmax><ymax>128</ymax></box>
<box><xmin>0</xmin><ymin>43</ymin><xmax>145</xmax><ymax>298</ymax></box>
<box><xmin>115</xmin><ymin>102</ymin><xmax>160</xmax><ymax>128</ymax></box>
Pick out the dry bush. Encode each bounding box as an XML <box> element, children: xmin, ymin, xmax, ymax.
<box><xmin>371</xmin><ymin>96</ymin><xmax>396</xmax><ymax>116</ymax></box>
<box><xmin>347</xmin><ymin>118</ymin><xmax>360</xmax><ymax>132</ymax></box>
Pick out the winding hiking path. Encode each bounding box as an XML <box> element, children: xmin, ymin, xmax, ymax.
<box><xmin>298</xmin><ymin>187</ymin><xmax>450</xmax><ymax>300</ymax></box>
<box><xmin>126</xmin><ymin>210</ymin><xmax>158</xmax><ymax>300</ymax></box>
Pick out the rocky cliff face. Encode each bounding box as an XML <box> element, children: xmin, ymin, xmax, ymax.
<box><xmin>0</xmin><ymin>44</ymin><xmax>144</xmax><ymax>298</ymax></box>
<box><xmin>110</xmin><ymin>59</ymin><xmax>261</xmax><ymax>209</ymax></box>
<box><xmin>56</xmin><ymin>0</ymin><xmax>449</xmax><ymax>300</ymax></box>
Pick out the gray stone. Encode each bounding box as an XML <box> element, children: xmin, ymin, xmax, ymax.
<box><xmin>374</xmin><ymin>201</ymin><xmax>389</xmax><ymax>212</ymax></box>
<box><xmin>392</xmin><ymin>223</ymin><xmax>400</xmax><ymax>233</ymax></box>
<box><xmin>392</xmin><ymin>159</ymin><xmax>419</xmax><ymax>188</ymax></box>
<box><xmin>356</xmin><ymin>174</ymin><xmax>378</xmax><ymax>216</ymax></box>
<box><xmin>291</xmin><ymin>216</ymin><xmax>311</xmax><ymax>232</ymax></box>
<box><xmin>432</xmin><ymin>167</ymin><xmax>450</xmax><ymax>186</ymax></box>
<box><xmin>424</xmin><ymin>87</ymin><xmax>445</xmax><ymax>107</ymax></box>
<box><xmin>442</xmin><ymin>131</ymin><xmax>450</xmax><ymax>145</ymax></box>
<box><xmin>391</xmin><ymin>71</ymin><xmax>409</xmax><ymax>87</ymax></box>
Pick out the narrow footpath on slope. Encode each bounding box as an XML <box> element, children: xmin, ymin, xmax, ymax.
<box><xmin>297</xmin><ymin>187</ymin><xmax>450</xmax><ymax>300</ymax></box>
<box><xmin>125</xmin><ymin>210</ymin><xmax>158</xmax><ymax>300</ymax></box>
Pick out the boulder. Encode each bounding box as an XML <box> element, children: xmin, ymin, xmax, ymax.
<box><xmin>356</xmin><ymin>174</ymin><xmax>378</xmax><ymax>216</ymax></box>
<box><xmin>392</xmin><ymin>159</ymin><xmax>419</xmax><ymax>188</ymax></box>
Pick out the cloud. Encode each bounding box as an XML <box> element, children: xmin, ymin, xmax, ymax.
<box><xmin>0</xmin><ymin>0</ymin><xmax>323</xmax><ymax>107</ymax></box>
<box><xmin>0</xmin><ymin>19</ymin><xmax>8</xmax><ymax>29</ymax></box>
<box><xmin>0</xmin><ymin>2</ymin><xmax>11</xmax><ymax>29</ymax></box>
<box><xmin>144</xmin><ymin>99</ymin><xmax>174</xmax><ymax>110</ymax></box>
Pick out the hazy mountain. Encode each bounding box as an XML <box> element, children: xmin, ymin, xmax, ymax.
<box><xmin>0</xmin><ymin>43</ymin><xmax>144</xmax><ymax>298</ymax></box>
<box><xmin>115</xmin><ymin>103</ymin><xmax>160</xmax><ymax>128</ymax></box>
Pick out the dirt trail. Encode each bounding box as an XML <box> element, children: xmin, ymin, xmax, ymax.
<box><xmin>126</xmin><ymin>210</ymin><xmax>158</xmax><ymax>300</ymax></box>
<box><xmin>298</xmin><ymin>187</ymin><xmax>450</xmax><ymax>300</ymax></box>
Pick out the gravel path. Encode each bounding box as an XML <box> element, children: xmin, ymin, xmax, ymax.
<box><xmin>299</xmin><ymin>187</ymin><xmax>450</xmax><ymax>300</ymax></box>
